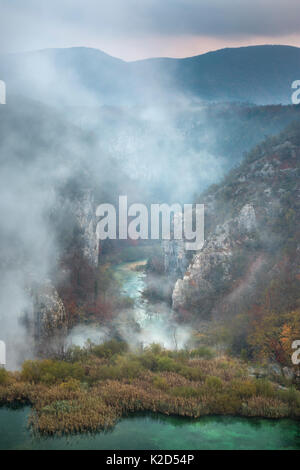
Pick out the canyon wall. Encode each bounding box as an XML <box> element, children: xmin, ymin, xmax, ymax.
<box><xmin>168</xmin><ymin>124</ymin><xmax>300</xmax><ymax>322</ymax></box>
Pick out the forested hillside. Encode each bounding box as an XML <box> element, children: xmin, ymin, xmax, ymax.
<box><xmin>173</xmin><ymin>122</ymin><xmax>300</xmax><ymax>368</ymax></box>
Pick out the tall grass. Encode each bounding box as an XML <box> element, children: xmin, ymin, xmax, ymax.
<box><xmin>0</xmin><ymin>341</ymin><xmax>299</xmax><ymax>435</ymax></box>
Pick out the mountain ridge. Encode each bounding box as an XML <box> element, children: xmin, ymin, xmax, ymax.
<box><xmin>1</xmin><ymin>45</ymin><xmax>300</xmax><ymax>106</ymax></box>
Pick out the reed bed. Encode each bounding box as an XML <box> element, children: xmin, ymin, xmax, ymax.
<box><xmin>0</xmin><ymin>342</ymin><xmax>299</xmax><ymax>435</ymax></box>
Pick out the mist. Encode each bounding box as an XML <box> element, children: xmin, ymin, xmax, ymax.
<box><xmin>0</xmin><ymin>45</ymin><xmax>298</xmax><ymax>369</ymax></box>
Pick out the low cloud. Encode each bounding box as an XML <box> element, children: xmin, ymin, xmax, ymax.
<box><xmin>0</xmin><ymin>0</ymin><xmax>300</xmax><ymax>59</ymax></box>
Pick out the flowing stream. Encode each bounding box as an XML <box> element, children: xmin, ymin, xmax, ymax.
<box><xmin>112</xmin><ymin>260</ymin><xmax>191</xmax><ymax>349</ymax></box>
<box><xmin>1</xmin><ymin>260</ymin><xmax>300</xmax><ymax>450</ymax></box>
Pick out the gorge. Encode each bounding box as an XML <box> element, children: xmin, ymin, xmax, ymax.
<box><xmin>0</xmin><ymin>47</ymin><xmax>300</xmax><ymax>448</ymax></box>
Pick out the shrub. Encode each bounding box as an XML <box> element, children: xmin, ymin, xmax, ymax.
<box><xmin>171</xmin><ymin>386</ymin><xmax>199</xmax><ymax>399</ymax></box>
<box><xmin>278</xmin><ymin>387</ymin><xmax>300</xmax><ymax>407</ymax></box>
<box><xmin>115</xmin><ymin>356</ymin><xmax>142</xmax><ymax>379</ymax></box>
<box><xmin>21</xmin><ymin>360</ymin><xmax>85</xmax><ymax>384</ymax></box>
<box><xmin>179</xmin><ymin>366</ymin><xmax>204</xmax><ymax>382</ymax></box>
<box><xmin>89</xmin><ymin>357</ymin><xmax>142</xmax><ymax>382</ymax></box>
<box><xmin>254</xmin><ymin>379</ymin><xmax>275</xmax><ymax>398</ymax></box>
<box><xmin>157</xmin><ymin>356</ymin><xmax>179</xmax><ymax>373</ymax></box>
<box><xmin>152</xmin><ymin>376</ymin><xmax>169</xmax><ymax>391</ymax></box>
<box><xmin>138</xmin><ymin>352</ymin><xmax>159</xmax><ymax>371</ymax></box>
<box><xmin>0</xmin><ymin>368</ymin><xmax>9</xmax><ymax>385</ymax></box>
<box><xmin>205</xmin><ymin>376</ymin><xmax>224</xmax><ymax>392</ymax></box>
<box><xmin>147</xmin><ymin>344</ymin><xmax>164</xmax><ymax>355</ymax></box>
<box><xmin>59</xmin><ymin>379</ymin><xmax>81</xmax><ymax>392</ymax></box>
<box><xmin>210</xmin><ymin>392</ymin><xmax>241</xmax><ymax>415</ymax></box>
<box><xmin>231</xmin><ymin>379</ymin><xmax>257</xmax><ymax>398</ymax></box>
<box><xmin>65</xmin><ymin>346</ymin><xmax>89</xmax><ymax>362</ymax></box>
<box><xmin>92</xmin><ymin>340</ymin><xmax>128</xmax><ymax>359</ymax></box>
<box><xmin>190</xmin><ymin>347</ymin><xmax>215</xmax><ymax>359</ymax></box>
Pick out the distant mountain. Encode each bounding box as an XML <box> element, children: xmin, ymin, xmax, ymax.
<box><xmin>0</xmin><ymin>45</ymin><xmax>300</xmax><ymax>106</ymax></box>
<box><xmin>0</xmin><ymin>48</ymin><xmax>128</xmax><ymax>107</ymax></box>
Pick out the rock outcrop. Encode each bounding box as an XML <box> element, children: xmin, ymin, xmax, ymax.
<box><xmin>74</xmin><ymin>190</ymin><xmax>99</xmax><ymax>267</ymax></box>
<box><xmin>27</xmin><ymin>280</ymin><xmax>67</xmax><ymax>355</ymax></box>
<box><xmin>162</xmin><ymin>239</ymin><xmax>189</xmax><ymax>280</ymax></box>
<box><xmin>171</xmin><ymin>123</ymin><xmax>300</xmax><ymax>320</ymax></box>
<box><xmin>172</xmin><ymin>203</ymin><xmax>259</xmax><ymax>316</ymax></box>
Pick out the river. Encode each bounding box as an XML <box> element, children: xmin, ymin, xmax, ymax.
<box><xmin>0</xmin><ymin>408</ymin><xmax>300</xmax><ymax>450</ymax></box>
<box><xmin>112</xmin><ymin>260</ymin><xmax>191</xmax><ymax>349</ymax></box>
<box><xmin>1</xmin><ymin>260</ymin><xmax>300</xmax><ymax>450</ymax></box>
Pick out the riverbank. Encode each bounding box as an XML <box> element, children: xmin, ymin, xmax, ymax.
<box><xmin>0</xmin><ymin>342</ymin><xmax>300</xmax><ymax>436</ymax></box>
<box><xmin>1</xmin><ymin>259</ymin><xmax>300</xmax><ymax>437</ymax></box>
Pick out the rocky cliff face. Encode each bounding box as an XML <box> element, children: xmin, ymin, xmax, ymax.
<box><xmin>74</xmin><ymin>190</ymin><xmax>99</xmax><ymax>267</ymax></box>
<box><xmin>162</xmin><ymin>239</ymin><xmax>189</xmax><ymax>280</ymax></box>
<box><xmin>172</xmin><ymin>203</ymin><xmax>259</xmax><ymax>315</ymax></box>
<box><xmin>26</xmin><ymin>280</ymin><xmax>67</xmax><ymax>355</ymax></box>
<box><xmin>23</xmin><ymin>190</ymin><xmax>98</xmax><ymax>355</ymax></box>
<box><xmin>171</xmin><ymin>122</ymin><xmax>300</xmax><ymax>320</ymax></box>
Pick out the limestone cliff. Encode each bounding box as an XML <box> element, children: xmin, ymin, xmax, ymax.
<box><xmin>172</xmin><ymin>203</ymin><xmax>258</xmax><ymax>314</ymax></box>
<box><xmin>26</xmin><ymin>189</ymin><xmax>98</xmax><ymax>353</ymax></box>
<box><xmin>171</xmin><ymin>122</ymin><xmax>300</xmax><ymax>320</ymax></box>
<box><xmin>25</xmin><ymin>280</ymin><xmax>67</xmax><ymax>355</ymax></box>
<box><xmin>162</xmin><ymin>239</ymin><xmax>189</xmax><ymax>280</ymax></box>
<box><xmin>74</xmin><ymin>190</ymin><xmax>99</xmax><ymax>267</ymax></box>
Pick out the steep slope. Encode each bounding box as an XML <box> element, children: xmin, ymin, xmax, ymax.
<box><xmin>0</xmin><ymin>97</ymin><xmax>132</xmax><ymax>365</ymax></box>
<box><xmin>172</xmin><ymin>122</ymin><xmax>300</xmax><ymax>327</ymax></box>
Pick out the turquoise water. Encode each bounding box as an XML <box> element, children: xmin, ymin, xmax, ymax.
<box><xmin>0</xmin><ymin>408</ymin><xmax>300</xmax><ymax>450</ymax></box>
<box><xmin>2</xmin><ymin>262</ymin><xmax>299</xmax><ymax>450</ymax></box>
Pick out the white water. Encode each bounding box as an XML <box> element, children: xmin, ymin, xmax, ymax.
<box><xmin>67</xmin><ymin>260</ymin><xmax>191</xmax><ymax>350</ymax></box>
<box><xmin>113</xmin><ymin>261</ymin><xmax>191</xmax><ymax>350</ymax></box>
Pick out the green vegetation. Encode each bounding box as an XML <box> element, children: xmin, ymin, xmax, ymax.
<box><xmin>1</xmin><ymin>341</ymin><xmax>300</xmax><ymax>436</ymax></box>
<box><xmin>192</xmin><ymin>120</ymin><xmax>300</xmax><ymax>366</ymax></box>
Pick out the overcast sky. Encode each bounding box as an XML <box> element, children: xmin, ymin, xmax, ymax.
<box><xmin>0</xmin><ymin>0</ymin><xmax>300</xmax><ymax>60</ymax></box>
